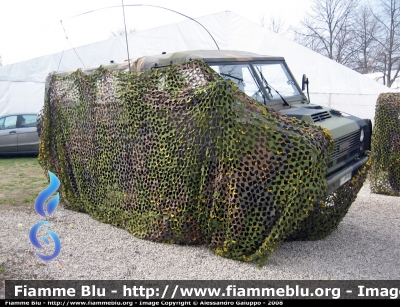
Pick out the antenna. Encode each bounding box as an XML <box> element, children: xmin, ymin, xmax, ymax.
<box><xmin>61</xmin><ymin>4</ymin><xmax>220</xmax><ymax>50</ymax></box>
<box><xmin>125</xmin><ymin>4</ymin><xmax>220</xmax><ymax>50</ymax></box>
<box><xmin>121</xmin><ymin>0</ymin><xmax>131</xmax><ymax>71</ymax></box>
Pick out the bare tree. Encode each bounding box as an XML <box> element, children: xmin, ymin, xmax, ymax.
<box><xmin>259</xmin><ymin>15</ymin><xmax>288</xmax><ymax>36</ymax></box>
<box><xmin>259</xmin><ymin>15</ymin><xmax>266</xmax><ymax>28</ymax></box>
<box><xmin>371</xmin><ymin>0</ymin><xmax>400</xmax><ymax>87</ymax></box>
<box><xmin>293</xmin><ymin>0</ymin><xmax>360</xmax><ymax>66</ymax></box>
<box><xmin>351</xmin><ymin>5</ymin><xmax>381</xmax><ymax>74</ymax></box>
<box><xmin>109</xmin><ymin>28</ymin><xmax>137</xmax><ymax>38</ymax></box>
<box><xmin>269</xmin><ymin>16</ymin><xmax>288</xmax><ymax>35</ymax></box>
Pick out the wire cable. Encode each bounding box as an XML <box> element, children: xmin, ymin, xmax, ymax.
<box><xmin>57</xmin><ymin>50</ymin><xmax>65</xmax><ymax>72</ymax></box>
<box><xmin>60</xmin><ymin>20</ymin><xmax>85</xmax><ymax>67</ymax></box>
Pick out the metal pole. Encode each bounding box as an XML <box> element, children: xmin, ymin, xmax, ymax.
<box><xmin>121</xmin><ymin>0</ymin><xmax>131</xmax><ymax>71</ymax></box>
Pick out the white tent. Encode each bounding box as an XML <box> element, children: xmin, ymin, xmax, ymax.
<box><xmin>0</xmin><ymin>11</ymin><xmax>394</xmax><ymax>120</ymax></box>
<box><xmin>364</xmin><ymin>71</ymin><xmax>400</xmax><ymax>92</ymax></box>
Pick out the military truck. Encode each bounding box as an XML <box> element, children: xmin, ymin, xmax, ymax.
<box><xmin>40</xmin><ymin>49</ymin><xmax>372</xmax><ymax>262</ymax></box>
<box><xmin>126</xmin><ymin>50</ymin><xmax>371</xmax><ymax>195</ymax></box>
<box><xmin>44</xmin><ymin>49</ymin><xmax>371</xmax><ymax>196</ymax></box>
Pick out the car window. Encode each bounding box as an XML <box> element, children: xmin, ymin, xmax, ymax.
<box><xmin>20</xmin><ymin>114</ymin><xmax>37</xmax><ymax>128</ymax></box>
<box><xmin>0</xmin><ymin>116</ymin><xmax>17</xmax><ymax>130</ymax></box>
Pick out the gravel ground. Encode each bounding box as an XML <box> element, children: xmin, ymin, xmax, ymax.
<box><xmin>1</xmin><ymin>181</ymin><xmax>399</xmax><ymax>298</ymax></box>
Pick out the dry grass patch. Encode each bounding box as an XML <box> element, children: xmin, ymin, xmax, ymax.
<box><xmin>0</xmin><ymin>155</ymin><xmax>48</xmax><ymax>211</ymax></box>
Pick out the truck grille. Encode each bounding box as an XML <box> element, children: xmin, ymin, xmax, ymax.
<box><xmin>330</xmin><ymin>130</ymin><xmax>360</xmax><ymax>163</ymax></box>
<box><xmin>312</xmin><ymin>111</ymin><xmax>332</xmax><ymax>122</ymax></box>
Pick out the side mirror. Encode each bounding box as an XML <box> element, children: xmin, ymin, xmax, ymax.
<box><xmin>301</xmin><ymin>74</ymin><xmax>310</xmax><ymax>103</ymax></box>
<box><xmin>302</xmin><ymin>74</ymin><xmax>309</xmax><ymax>91</ymax></box>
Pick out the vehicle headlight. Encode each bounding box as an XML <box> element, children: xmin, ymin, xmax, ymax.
<box><xmin>360</xmin><ymin>129</ymin><xmax>364</xmax><ymax>142</ymax></box>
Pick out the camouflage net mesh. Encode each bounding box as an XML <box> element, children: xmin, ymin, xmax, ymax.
<box><xmin>370</xmin><ymin>92</ymin><xmax>400</xmax><ymax>196</ymax></box>
<box><xmin>38</xmin><ymin>59</ymin><xmax>368</xmax><ymax>265</ymax></box>
<box><xmin>288</xmin><ymin>161</ymin><xmax>369</xmax><ymax>241</ymax></box>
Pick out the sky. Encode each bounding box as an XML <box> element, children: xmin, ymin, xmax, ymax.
<box><xmin>0</xmin><ymin>0</ymin><xmax>314</xmax><ymax>65</ymax></box>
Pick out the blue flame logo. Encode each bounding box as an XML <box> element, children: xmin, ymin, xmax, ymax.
<box><xmin>34</xmin><ymin>171</ymin><xmax>60</xmax><ymax>217</ymax></box>
<box><xmin>29</xmin><ymin>171</ymin><xmax>62</xmax><ymax>261</ymax></box>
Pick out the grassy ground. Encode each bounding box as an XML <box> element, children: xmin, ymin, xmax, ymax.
<box><xmin>0</xmin><ymin>155</ymin><xmax>50</xmax><ymax>289</ymax></box>
<box><xmin>0</xmin><ymin>155</ymin><xmax>48</xmax><ymax>211</ymax></box>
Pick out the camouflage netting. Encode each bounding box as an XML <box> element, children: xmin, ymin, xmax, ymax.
<box><xmin>370</xmin><ymin>92</ymin><xmax>400</xmax><ymax>196</ymax></box>
<box><xmin>287</xmin><ymin>161</ymin><xmax>369</xmax><ymax>241</ymax></box>
<box><xmin>38</xmin><ymin>60</ymin><xmax>368</xmax><ymax>265</ymax></box>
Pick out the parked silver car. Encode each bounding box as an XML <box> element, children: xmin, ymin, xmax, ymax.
<box><xmin>0</xmin><ymin>113</ymin><xmax>40</xmax><ymax>155</ymax></box>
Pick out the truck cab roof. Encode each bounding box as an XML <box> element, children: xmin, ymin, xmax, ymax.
<box><xmin>52</xmin><ymin>50</ymin><xmax>286</xmax><ymax>76</ymax></box>
<box><xmin>129</xmin><ymin>50</ymin><xmax>285</xmax><ymax>71</ymax></box>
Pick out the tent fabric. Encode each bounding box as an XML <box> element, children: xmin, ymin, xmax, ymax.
<box><xmin>0</xmin><ymin>11</ymin><xmax>394</xmax><ymax>119</ymax></box>
<box><xmin>365</xmin><ymin>72</ymin><xmax>400</xmax><ymax>92</ymax></box>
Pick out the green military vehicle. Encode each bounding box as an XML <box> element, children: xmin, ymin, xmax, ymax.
<box><xmin>127</xmin><ymin>50</ymin><xmax>372</xmax><ymax>195</ymax></box>
<box><xmin>41</xmin><ymin>49</ymin><xmax>372</xmax><ymax>263</ymax></box>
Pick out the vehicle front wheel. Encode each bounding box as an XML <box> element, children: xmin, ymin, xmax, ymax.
<box><xmin>286</xmin><ymin>163</ymin><xmax>370</xmax><ymax>241</ymax></box>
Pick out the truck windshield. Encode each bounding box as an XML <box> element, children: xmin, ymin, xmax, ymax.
<box><xmin>209</xmin><ymin>64</ymin><xmax>266</xmax><ymax>103</ymax></box>
<box><xmin>209</xmin><ymin>62</ymin><xmax>300</xmax><ymax>103</ymax></box>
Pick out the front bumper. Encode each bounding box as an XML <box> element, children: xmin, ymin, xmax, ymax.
<box><xmin>326</xmin><ymin>156</ymin><xmax>369</xmax><ymax>194</ymax></box>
